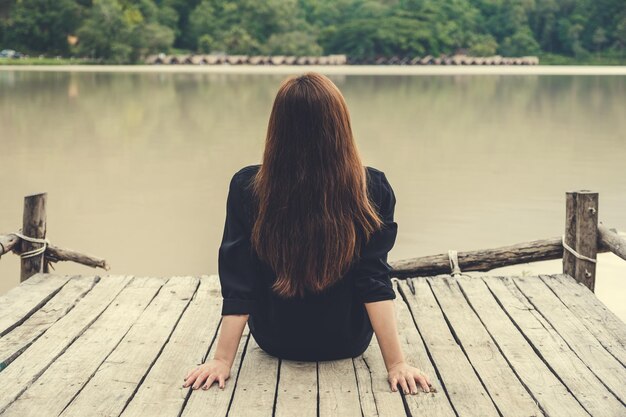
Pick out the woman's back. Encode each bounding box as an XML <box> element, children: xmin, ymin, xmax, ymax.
<box><xmin>218</xmin><ymin>163</ymin><xmax>398</xmax><ymax>361</ymax></box>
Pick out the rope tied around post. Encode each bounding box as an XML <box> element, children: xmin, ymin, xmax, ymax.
<box><xmin>561</xmin><ymin>234</ymin><xmax>597</xmax><ymax>264</ymax></box>
<box><xmin>448</xmin><ymin>249</ymin><xmax>462</xmax><ymax>276</ymax></box>
<box><xmin>11</xmin><ymin>229</ymin><xmax>50</xmax><ymax>259</ymax></box>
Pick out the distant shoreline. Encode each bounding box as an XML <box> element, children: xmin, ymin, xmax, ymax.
<box><xmin>1</xmin><ymin>65</ymin><xmax>625</xmax><ymax>76</ymax></box>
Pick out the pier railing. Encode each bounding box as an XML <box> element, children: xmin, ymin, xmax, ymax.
<box><xmin>0</xmin><ymin>192</ymin><xmax>109</xmax><ymax>281</ymax></box>
<box><xmin>1</xmin><ymin>190</ymin><xmax>624</xmax><ymax>292</ymax></box>
<box><xmin>390</xmin><ymin>190</ymin><xmax>626</xmax><ymax>292</ymax></box>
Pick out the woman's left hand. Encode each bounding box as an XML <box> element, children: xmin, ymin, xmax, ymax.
<box><xmin>387</xmin><ymin>361</ymin><xmax>432</xmax><ymax>394</ymax></box>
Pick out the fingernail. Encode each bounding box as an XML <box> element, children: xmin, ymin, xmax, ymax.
<box><xmin>423</xmin><ymin>388</ymin><xmax>429</xmax><ymax>393</ymax></box>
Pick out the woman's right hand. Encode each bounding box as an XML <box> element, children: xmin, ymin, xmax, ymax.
<box><xmin>183</xmin><ymin>358</ymin><xmax>231</xmax><ymax>390</ymax></box>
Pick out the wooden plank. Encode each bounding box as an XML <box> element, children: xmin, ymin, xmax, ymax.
<box><xmin>318</xmin><ymin>358</ymin><xmax>361</xmax><ymax>417</ymax></box>
<box><xmin>0</xmin><ymin>273</ymin><xmax>71</xmax><ymax>337</ymax></box>
<box><xmin>227</xmin><ymin>334</ymin><xmax>280</xmax><ymax>417</ymax></box>
<box><xmin>0</xmin><ymin>276</ymin><xmax>166</xmax><ymax>417</ymax></box>
<box><xmin>58</xmin><ymin>276</ymin><xmax>199</xmax><ymax>417</ymax></box>
<box><xmin>390</xmin><ymin>237</ymin><xmax>567</xmax><ymax>278</ymax></box>
<box><xmin>573</xmin><ymin>191</ymin><xmax>599</xmax><ymax>289</ymax></box>
<box><xmin>0</xmin><ymin>275</ymin><xmax>133</xmax><ymax>414</ymax></box>
<box><xmin>120</xmin><ymin>275</ymin><xmax>223</xmax><ymax>417</ymax></box>
<box><xmin>354</xmin><ymin>333</ymin><xmax>407</xmax><ymax>417</ymax></box>
<box><xmin>275</xmin><ymin>359</ymin><xmax>317</xmax><ymax>417</ymax></box>
<box><xmin>427</xmin><ymin>276</ymin><xmax>543</xmax><ymax>417</ymax></box>
<box><xmin>0</xmin><ymin>275</ymin><xmax>98</xmax><ymax>370</ymax></box>
<box><xmin>512</xmin><ymin>275</ymin><xmax>626</xmax><ymax>403</ymax></box>
<box><xmin>564</xmin><ymin>192</ymin><xmax>578</xmax><ymax>278</ymax></box>
<box><xmin>181</xmin><ymin>324</ymin><xmax>250</xmax><ymax>417</ymax></box>
<box><xmin>20</xmin><ymin>192</ymin><xmax>48</xmax><ymax>280</ymax></box>
<box><xmin>399</xmin><ymin>278</ymin><xmax>500</xmax><ymax>417</ymax></box>
<box><xmin>539</xmin><ymin>274</ymin><xmax>626</xmax><ymax>365</ymax></box>
<box><xmin>484</xmin><ymin>276</ymin><xmax>624</xmax><ymax>417</ymax></box>
<box><xmin>456</xmin><ymin>275</ymin><xmax>589</xmax><ymax>417</ymax></box>
<box><xmin>391</xmin><ymin>280</ymin><xmax>455</xmax><ymax>417</ymax></box>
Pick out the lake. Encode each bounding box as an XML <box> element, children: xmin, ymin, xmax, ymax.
<box><xmin>1</xmin><ymin>66</ymin><xmax>625</xmax><ymax>320</ymax></box>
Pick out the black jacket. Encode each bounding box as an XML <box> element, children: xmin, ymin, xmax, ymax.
<box><xmin>218</xmin><ymin>164</ymin><xmax>398</xmax><ymax>361</ymax></box>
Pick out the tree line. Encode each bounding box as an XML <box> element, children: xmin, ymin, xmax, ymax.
<box><xmin>0</xmin><ymin>0</ymin><xmax>624</xmax><ymax>64</ymax></box>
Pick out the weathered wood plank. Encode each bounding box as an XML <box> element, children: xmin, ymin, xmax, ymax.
<box><xmin>0</xmin><ymin>275</ymin><xmax>133</xmax><ymax>414</ymax></box>
<box><xmin>0</xmin><ymin>273</ymin><xmax>71</xmax><ymax>337</ymax></box>
<box><xmin>275</xmin><ymin>359</ymin><xmax>317</xmax><ymax>417</ymax></box>
<box><xmin>0</xmin><ymin>275</ymin><xmax>98</xmax><ymax>370</ymax></box>
<box><xmin>20</xmin><ymin>192</ymin><xmax>48</xmax><ymax>280</ymax></box>
<box><xmin>227</xmin><ymin>334</ymin><xmax>280</xmax><ymax>417</ymax></box>
<box><xmin>391</xmin><ymin>280</ymin><xmax>456</xmax><ymax>417</ymax></box>
<box><xmin>512</xmin><ymin>275</ymin><xmax>626</xmax><ymax>403</ymax></box>
<box><xmin>390</xmin><ymin>238</ymin><xmax>567</xmax><ymax>278</ymax></box>
<box><xmin>181</xmin><ymin>324</ymin><xmax>250</xmax><ymax>417</ymax></box>
<box><xmin>318</xmin><ymin>358</ymin><xmax>361</xmax><ymax>417</ymax></box>
<box><xmin>58</xmin><ymin>276</ymin><xmax>199</xmax><ymax>417</ymax></box>
<box><xmin>0</xmin><ymin>276</ymin><xmax>166</xmax><ymax>417</ymax></box>
<box><xmin>483</xmin><ymin>275</ymin><xmax>624</xmax><ymax>417</ymax></box>
<box><xmin>354</xmin><ymin>333</ymin><xmax>407</xmax><ymax>417</ymax></box>
<box><xmin>427</xmin><ymin>276</ymin><xmax>544</xmax><ymax>417</ymax></box>
<box><xmin>399</xmin><ymin>278</ymin><xmax>500</xmax><ymax>417</ymax></box>
<box><xmin>539</xmin><ymin>274</ymin><xmax>626</xmax><ymax>366</ymax></box>
<box><xmin>119</xmin><ymin>275</ymin><xmax>222</xmax><ymax>417</ymax></box>
<box><xmin>457</xmin><ymin>275</ymin><xmax>589</xmax><ymax>417</ymax></box>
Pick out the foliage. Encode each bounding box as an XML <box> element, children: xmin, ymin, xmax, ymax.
<box><xmin>0</xmin><ymin>0</ymin><xmax>624</xmax><ymax>63</ymax></box>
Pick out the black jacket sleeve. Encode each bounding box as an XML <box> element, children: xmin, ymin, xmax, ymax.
<box><xmin>354</xmin><ymin>172</ymin><xmax>398</xmax><ymax>303</ymax></box>
<box><xmin>218</xmin><ymin>173</ymin><xmax>258</xmax><ymax>316</ymax></box>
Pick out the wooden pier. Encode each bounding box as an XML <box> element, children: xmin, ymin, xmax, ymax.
<box><xmin>0</xmin><ymin>272</ymin><xmax>624</xmax><ymax>417</ymax></box>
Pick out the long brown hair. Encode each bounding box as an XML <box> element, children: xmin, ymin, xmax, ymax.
<box><xmin>249</xmin><ymin>72</ymin><xmax>384</xmax><ymax>299</ymax></box>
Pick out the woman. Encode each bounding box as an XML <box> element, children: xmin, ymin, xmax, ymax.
<box><xmin>183</xmin><ymin>72</ymin><xmax>432</xmax><ymax>396</ymax></box>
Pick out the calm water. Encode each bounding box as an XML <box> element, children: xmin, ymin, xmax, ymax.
<box><xmin>1</xmin><ymin>68</ymin><xmax>625</xmax><ymax>320</ymax></box>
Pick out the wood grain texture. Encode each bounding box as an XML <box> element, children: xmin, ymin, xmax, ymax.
<box><xmin>390</xmin><ymin>238</ymin><xmax>567</xmax><ymax>277</ymax></box>
<box><xmin>0</xmin><ymin>273</ymin><xmax>623</xmax><ymax>417</ymax></box>
<box><xmin>539</xmin><ymin>273</ymin><xmax>626</xmax><ymax>360</ymax></box>
<box><xmin>58</xmin><ymin>276</ymin><xmax>198</xmax><ymax>417</ymax></box>
<box><xmin>0</xmin><ymin>275</ymin><xmax>98</xmax><ymax>370</ymax></box>
<box><xmin>512</xmin><ymin>274</ymin><xmax>626</xmax><ymax>403</ymax></box>
<box><xmin>1</xmin><ymin>276</ymin><xmax>166</xmax><ymax>417</ymax></box>
<box><xmin>354</xmin><ymin>333</ymin><xmax>407</xmax><ymax>417</ymax></box>
<box><xmin>391</xmin><ymin>280</ymin><xmax>456</xmax><ymax>417</ymax></box>
<box><xmin>120</xmin><ymin>275</ymin><xmax>223</xmax><ymax>417</ymax></box>
<box><xmin>226</xmin><ymin>334</ymin><xmax>280</xmax><ymax>417</ymax></box>
<box><xmin>181</xmin><ymin>323</ymin><xmax>250</xmax><ymax>417</ymax></box>
<box><xmin>275</xmin><ymin>359</ymin><xmax>317</xmax><ymax>417</ymax></box>
<box><xmin>318</xmin><ymin>357</ymin><xmax>361</xmax><ymax>417</ymax></box>
<box><xmin>399</xmin><ymin>278</ymin><xmax>500</xmax><ymax>417</ymax></box>
<box><xmin>458</xmin><ymin>275</ymin><xmax>589</xmax><ymax>417</ymax></box>
<box><xmin>0</xmin><ymin>273</ymin><xmax>71</xmax><ymax>337</ymax></box>
<box><xmin>573</xmin><ymin>191</ymin><xmax>599</xmax><ymax>289</ymax></box>
<box><xmin>485</xmin><ymin>275</ymin><xmax>624</xmax><ymax>417</ymax></box>
<box><xmin>0</xmin><ymin>275</ymin><xmax>132</xmax><ymax>414</ymax></box>
<box><xmin>427</xmin><ymin>276</ymin><xmax>544</xmax><ymax>417</ymax></box>
<box><xmin>20</xmin><ymin>192</ymin><xmax>47</xmax><ymax>280</ymax></box>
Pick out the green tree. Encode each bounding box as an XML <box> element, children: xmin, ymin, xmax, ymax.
<box><xmin>263</xmin><ymin>31</ymin><xmax>322</xmax><ymax>55</ymax></box>
<box><xmin>5</xmin><ymin>0</ymin><xmax>81</xmax><ymax>55</ymax></box>
<box><xmin>75</xmin><ymin>0</ymin><xmax>132</xmax><ymax>63</ymax></box>
<box><xmin>499</xmin><ymin>27</ymin><xmax>541</xmax><ymax>56</ymax></box>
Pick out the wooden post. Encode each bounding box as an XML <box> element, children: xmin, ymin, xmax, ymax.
<box><xmin>563</xmin><ymin>192</ymin><xmax>577</xmax><ymax>278</ymax></box>
<box><xmin>20</xmin><ymin>192</ymin><xmax>48</xmax><ymax>282</ymax></box>
<box><xmin>563</xmin><ymin>190</ymin><xmax>599</xmax><ymax>291</ymax></box>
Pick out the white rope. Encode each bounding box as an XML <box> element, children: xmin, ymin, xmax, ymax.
<box><xmin>561</xmin><ymin>235</ymin><xmax>597</xmax><ymax>264</ymax></box>
<box><xmin>11</xmin><ymin>230</ymin><xmax>50</xmax><ymax>259</ymax></box>
<box><xmin>448</xmin><ymin>249</ymin><xmax>462</xmax><ymax>276</ymax></box>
